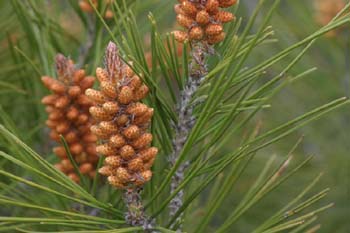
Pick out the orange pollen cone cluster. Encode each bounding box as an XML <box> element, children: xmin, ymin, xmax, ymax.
<box><xmin>41</xmin><ymin>54</ymin><xmax>98</xmax><ymax>183</ymax></box>
<box><xmin>172</xmin><ymin>0</ymin><xmax>237</xmax><ymax>44</ymax></box>
<box><xmin>79</xmin><ymin>0</ymin><xmax>114</xmax><ymax>19</ymax></box>
<box><xmin>86</xmin><ymin>42</ymin><xmax>158</xmax><ymax>189</ymax></box>
<box><xmin>314</xmin><ymin>0</ymin><xmax>346</xmax><ymax>37</ymax></box>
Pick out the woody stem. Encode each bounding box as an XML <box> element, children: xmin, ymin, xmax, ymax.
<box><xmin>124</xmin><ymin>188</ymin><xmax>155</xmax><ymax>231</ymax></box>
<box><xmin>169</xmin><ymin>42</ymin><xmax>209</xmax><ymax>230</ymax></box>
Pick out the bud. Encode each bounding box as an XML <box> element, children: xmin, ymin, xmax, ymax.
<box><xmin>66</xmin><ymin>107</ymin><xmax>79</xmax><ymax>120</ymax></box>
<box><xmin>76</xmin><ymin>114</ymin><xmax>89</xmax><ymax>125</ymax></box>
<box><xmin>70</xmin><ymin>143</ymin><xmax>83</xmax><ymax>155</ymax></box>
<box><xmin>49</xmin><ymin>111</ymin><xmax>63</xmax><ymax>121</ymax></box>
<box><xmin>219</xmin><ymin>0</ymin><xmax>237</xmax><ymax>8</ymax></box>
<box><xmin>105</xmin><ymin>156</ymin><xmax>122</xmax><ymax>167</ymax></box>
<box><xmin>45</xmin><ymin>106</ymin><xmax>54</xmax><ymax>113</ymax></box>
<box><xmin>176</xmin><ymin>14</ymin><xmax>194</xmax><ymax>28</ymax></box>
<box><xmin>99</xmin><ymin>166</ymin><xmax>114</xmax><ymax>176</ymax></box>
<box><xmin>104</xmin><ymin>10</ymin><xmax>113</xmax><ymax>19</ymax></box>
<box><xmin>100</xmin><ymin>81</ymin><xmax>118</xmax><ymax>98</ymax></box>
<box><xmin>79</xmin><ymin>163</ymin><xmax>93</xmax><ymax>174</ymax></box>
<box><xmin>182</xmin><ymin>1</ymin><xmax>198</xmax><ymax>16</ymax></box>
<box><xmin>46</xmin><ymin>120</ymin><xmax>58</xmax><ymax>129</ymax></box>
<box><xmin>68</xmin><ymin>86</ymin><xmax>82</xmax><ymax>97</ymax></box>
<box><xmin>68</xmin><ymin>173</ymin><xmax>80</xmax><ymax>183</ymax></box>
<box><xmin>118</xmin><ymin>86</ymin><xmax>134</xmax><ymax>104</ymax></box>
<box><xmin>80</xmin><ymin>76</ymin><xmax>95</xmax><ymax>90</ymax></box>
<box><xmin>50</xmin><ymin>82</ymin><xmax>66</xmax><ymax>94</ymax></box>
<box><xmin>133</xmin><ymin>84</ymin><xmax>149</xmax><ymax>101</ymax></box>
<box><xmin>89</xmin><ymin>106</ymin><xmax>113</xmax><ymax>121</ymax></box>
<box><xmin>189</xmin><ymin>26</ymin><xmax>204</xmax><ymax>40</ymax></box>
<box><xmin>86</xmin><ymin>145</ymin><xmax>97</xmax><ymax>156</ymax></box>
<box><xmin>64</xmin><ymin>131</ymin><xmax>78</xmax><ymax>143</ymax></box>
<box><xmin>96</xmin><ymin>67</ymin><xmax>109</xmax><ymax>82</ymax></box>
<box><xmin>109</xmin><ymin>134</ymin><xmax>126</xmax><ymax>148</ymax></box>
<box><xmin>50</xmin><ymin>131</ymin><xmax>60</xmax><ymax>141</ymax></box>
<box><xmin>133</xmin><ymin>108</ymin><xmax>154</xmax><ymax>125</ymax></box>
<box><xmin>55</xmin><ymin>96</ymin><xmax>70</xmax><ymax>109</ymax></box>
<box><xmin>61</xmin><ymin>159</ymin><xmax>74</xmax><ymax>171</ymax></box>
<box><xmin>73</xmin><ymin>69</ymin><xmax>86</xmax><ymax>84</ymax></box>
<box><xmin>83</xmin><ymin>133</ymin><xmax>98</xmax><ymax>143</ymax></box>
<box><xmin>123</xmin><ymin>125</ymin><xmax>140</xmax><ymax>139</ymax></box>
<box><xmin>126</xmin><ymin>103</ymin><xmax>149</xmax><ymax>116</ymax></box>
<box><xmin>132</xmin><ymin>133</ymin><xmax>153</xmax><ymax>149</ymax></box>
<box><xmin>196</xmin><ymin>10</ymin><xmax>210</xmax><ymax>25</ymax></box>
<box><xmin>173</xmin><ymin>30</ymin><xmax>189</xmax><ymax>43</ymax></box>
<box><xmin>206</xmin><ymin>23</ymin><xmax>223</xmax><ymax>36</ymax></box>
<box><xmin>129</xmin><ymin>76</ymin><xmax>142</xmax><ymax>90</ymax></box>
<box><xmin>174</xmin><ymin>4</ymin><xmax>185</xmax><ymax>15</ymax></box>
<box><xmin>96</xmin><ymin>143</ymin><xmax>116</xmax><ymax>156</ymax></box>
<box><xmin>128</xmin><ymin>158</ymin><xmax>144</xmax><ymax>172</ymax></box>
<box><xmin>41</xmin><ymin>76</ymin><xmax>54</xmax><ymax>89</ymax></box>
<box><xmin>53</xmin><ymin>146</ymin><xmax>67</xmax><ymax>158</ymax></box>
<box><xmin>41</xmin><ymin>95</ymin><xmax>58</xmax><ymax>105</ymax></box>
<box><xmin>120</xmin><ymin>145</ymin><xmax>135</xmax><ymax>160</ymax></box>
<box><xmin>100</xmin><ymin>121</ymin><xmax>119</xmax><ymax>134</ymax></box>
<box><xmin>139</xmin><ymin>147</ymin><xmax>158</xmax><ymax>162</ymax></box>
<box><xmin>102</xmin><ymin>101</ymin><xmax>119</xmax><ymax>114</ymax></box>
<box><xmin>76</xmin><ymin>94</ymin><xmax>91</xmax><ymax>106</ymax></box>
<box><xmin>206</xmin><ymin>0</ymin><xmax>219</xmax><ymax>13</ymax></box>
<box><xmin>79</xmin><ymin>0</ymin><xmax>94</xmax><ymax>13</ymax></box>
<box><xmin>85</xmin><ymin>89</ymin><xmax>106</xmax><ymax>104</ymax></box>
<box><xmin>144</xmin><ymin>158</ymin><xmax>156</xmax><ymax>170</ymax></box>
<box><xmin>135</xmin><ymin>170</ymin><xmax>152</xmax><ymax>186</ymax></box>
<box><xmin>91</xmin><ymin>125</ymin><xmax>110</xmax><ymax>139</ymax></box>
<box><xmin>116</xmin><ymin>114</ymin><xmax>129</xmax><ymax>126</ymax></box>
<box><xmin>116</xmin><ymin>167</ymin><xmax>131</xmax><ymax>182</ymax></box>
<box><xmin>56</xmin><ymin>121</ymin><xmax>70</xmax><ymax>134</ymax></box>
<box><xmin>207</xmin><ymin>31</ymin><xmax>226</xmax><ymax>44</ymax></box>
<box><xmin>108</xmin><ymin>175</ymin><xmax>125</xmax><ymax>188</ymax></box>
<box><xmin>214</xmin><ymin>11</ymin><xmax>235</xmax><ymax>23</ymax></box>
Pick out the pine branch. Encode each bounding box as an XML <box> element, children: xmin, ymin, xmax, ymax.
<box><xmin>169</xmin><ymin>42</ymin><xmax>212</xmax><ymax>228</ymax></box>
<box><xmin>124</xmin><ymin>188</ymin><xmax>155</xmax><ymax>231</ymax></box>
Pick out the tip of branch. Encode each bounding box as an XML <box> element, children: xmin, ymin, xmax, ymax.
<box><xmin>107</xmin><ymin>41</ymin><xmax>117</xmax><ymax>53</ymax></box>
<box><xmin>104</xmin><ymin>41</ymin><xmax>122</xmax><ymax>80</ymax></box>
<box><xmin>55</xmin><ymin>53</ymin><xmax>74</xmax><ymax>81</ymax></box>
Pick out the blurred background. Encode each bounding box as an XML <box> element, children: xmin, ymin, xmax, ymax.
<box><xmin>0</xmin><ymin>0</ymin><xmax>349</xmax><ymax>232</ymax></box>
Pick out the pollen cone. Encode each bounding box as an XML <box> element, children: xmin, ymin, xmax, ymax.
<box><xmin>173</xmin><ymin>0</ymin><xmax>237</xmax><ymax>44</ymax></box>
<box><xmin>42</xmin><ymin>54</ymin><xmax>98</xmax><ymax>182</ymax></box>
<box><xmin>87</xmin><ymin>42</ymin><xmax>158</xmax><ymax>189</ymax></box>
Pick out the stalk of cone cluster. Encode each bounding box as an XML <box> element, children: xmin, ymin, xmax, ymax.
<box><xmin>168</xmin><ymin>0</ymin><xmax>238</xmax><ymax>230</ymax></box>
<box><xmin>41</xmin><ymin>54</ymin><xmax>98</xmax><ymax>183</ymax></box>
<box><xmin>173</xmin><ymin>0</ymin><xmax>237</xmax><ymax>44</ymax></box>
<box><xmin>86</xmin><ymin>42</ymin><xmax>157</xmax><ymax>189</ymax></box>
<box><xmin>168</xmin><ymin>43</ymin><xmax>208</xmax><ymax>229</ymax></box>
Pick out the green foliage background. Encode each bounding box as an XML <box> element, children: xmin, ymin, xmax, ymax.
<box><xmin>240</xmin><ymin>2</ymin><xmax>350</xmax><ymax>232</ymax></box>
<box><xmin>0</xmin><ymin>0</ymin><xmax>349</xmax><ymax>232</ymax></box>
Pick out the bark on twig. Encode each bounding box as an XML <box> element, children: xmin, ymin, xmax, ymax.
<box><xmin>124</xmin><ymin>188</ymin><xmax>156</xmax><ymax>232</ymax></box>
<box><xmin>169</xmin><ymin>42</ymin><xmax>211</xmax><ymax>230</ymax></box>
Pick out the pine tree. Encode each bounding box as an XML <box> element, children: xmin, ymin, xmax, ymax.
<box><xmin>0</xmin><ymin>0</ymin><xmax>349</xmax><ymax>232</ymax></box>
